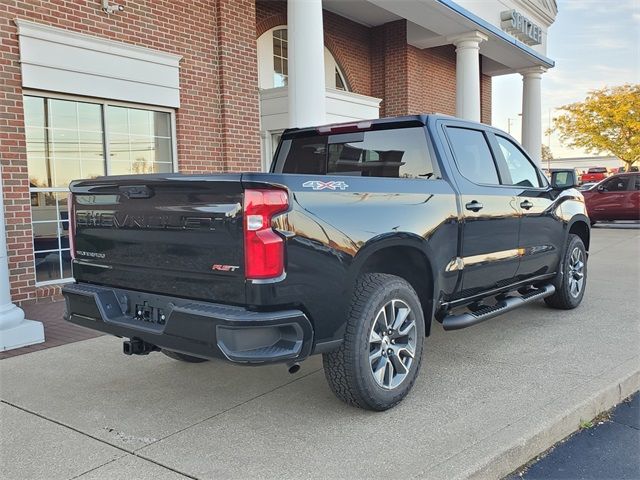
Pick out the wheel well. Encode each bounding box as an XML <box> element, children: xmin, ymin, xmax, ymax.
<box><xmin>359</xmin><ymin>246</ymin><xmax>434</xmax><ymax>336</ymax></box>
<box><xmin>569</xmin><ymin>221</ymin><xmax>590</xmax><ymax>251</ymax></box>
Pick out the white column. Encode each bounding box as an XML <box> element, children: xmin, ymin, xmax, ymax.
<box><xmin>449</xmin><ymin>31</ymin><xmax>488</xmax><ymax>122</ymax></box>
<box><xmin>521</xmin><ymin>66</ymin><xmax>546</xmax><ymax>166</ymax></box>
<box><xmin>0</xmin><ymin>169</ymin><xmax>44</xmax><ymax>351</ymax></box>
<box><xmin>287</xmin><ymin>0</ymin><xmax>326</xmax><ymax>128</ymax></box>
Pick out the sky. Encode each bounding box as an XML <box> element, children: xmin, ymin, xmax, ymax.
<box><xmin>492</xmin><ymin>0</ymin><xmax>640</xmax><ymax>159</ymax></box>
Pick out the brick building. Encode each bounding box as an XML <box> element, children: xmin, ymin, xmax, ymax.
<box><xmin>0</xmin><ymin>0</ymin><xmax>557</xmax><ymax>316</ymax></box>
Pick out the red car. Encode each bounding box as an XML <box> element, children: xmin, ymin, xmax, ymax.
<box><xmin>580</xmin><ymin>167</ymin><xmax>609</xmax><ymax>184</ymax></box>
<box><xmin>582</xmin><ymin>173</ymin><xmax>640</xmax><ymax>223</ymax></box>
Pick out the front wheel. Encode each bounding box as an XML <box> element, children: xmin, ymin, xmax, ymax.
<box><xmin>545</xmin><ymin>234</ymin><xmax>587</xmax><ymax>309</ymax></box>
<box><xmin>322</xmin><ymin>273</ymin><xmax>425</xmax><ymax>411</ymax></box>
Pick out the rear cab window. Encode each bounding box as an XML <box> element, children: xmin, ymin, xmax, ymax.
<box><xmin>273</xmin><ymin>127</ymin><xmax>437</xmax><ymax>179</ymax></box>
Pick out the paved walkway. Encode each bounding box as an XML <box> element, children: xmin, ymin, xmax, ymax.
<box><xmin>0</xmin><ymin>300</ymin><xmax>101</xmax><ymax>360</ymax></box>
<box><xmin>510</xmin><ymin>392</ymin><xmax>639</xmax><ymax>479</ymax></box>
<box><xmin>1</xmin><ymin>228</ymin><xmax>639</xmax><ymax>479</ymax></box>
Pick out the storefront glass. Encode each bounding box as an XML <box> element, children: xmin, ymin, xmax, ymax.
<box><xmin>23</xmin><ymin>95</ymin><xmax>174</xmax><ymax>284</ymax></box>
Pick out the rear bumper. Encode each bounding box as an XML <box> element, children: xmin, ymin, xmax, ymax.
<box><xmin>62</xmin><ymin>283</ymin><xmax>313</xmax><ymax>364</ymax></box>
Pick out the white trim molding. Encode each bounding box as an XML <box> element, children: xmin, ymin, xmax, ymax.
<box><xmin>15</xmin><ymin>20</ymin><xmax>182</xmax><ymax>108</ymax></box>
<box><xmin>259</xmin><ymin>86</ymin><xmax>381</xmax><ymax>132</ymax></box>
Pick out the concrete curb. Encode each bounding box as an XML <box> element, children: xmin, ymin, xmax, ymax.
<box><xmin>422</xmin><ymin>355</ymin><xmax>640</xmax><ymax>479</ymax></box>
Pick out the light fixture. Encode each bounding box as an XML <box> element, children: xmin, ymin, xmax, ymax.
<box><xmin>101</xmin><ymin>0</ymin><xmax>124</xmax><ymax>14</ymax></box>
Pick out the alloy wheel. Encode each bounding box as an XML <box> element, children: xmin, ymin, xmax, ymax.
<box><xmin>368</xmin><ymin>299</ymin><xmax>417</xmax><ymax>390</ymax></box>
<box><xmin>568</xmin><ymin>247</ymin><xmax>585</xmax><ymax>298</ymax></box>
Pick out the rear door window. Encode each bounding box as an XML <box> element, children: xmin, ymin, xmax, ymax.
<box><xmin>445</xmin><ymin>127</ymin><xmax>500</xmax><ymax>185</ymax></box>
<box><xmin>276</xmin><ymin>127</ymin><xmax>436</xmax><ymax>179</ymax></box>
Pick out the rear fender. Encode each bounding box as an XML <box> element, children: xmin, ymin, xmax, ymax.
<box><xmin>346</xmin><ymin>233</ymin><xmax>439</xmax><ymax>334</ymax></box>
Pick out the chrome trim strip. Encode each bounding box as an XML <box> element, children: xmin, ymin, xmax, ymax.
<box><xmin>248</xmin><ymin>271</ymin><xmax>287</xmax><ymax>285</ymax></box>
<box><xmin>463</xmin><ymin>248</ymin><xmax>524</xmax><ymax>267</ymax></box>
<box><xmin>449</xmin><ymin>245</ymin><xmax>554</xmax><ymax>272</ymax></box>
<box><xmin>445</xmin><ymin>257</ymin><xmax>465</xmax><ymax>272</ymax></box>
<box><xmin>74</xmin><ymin>260</ymin><xmax>113</xmax><ymax>269</ymax></box>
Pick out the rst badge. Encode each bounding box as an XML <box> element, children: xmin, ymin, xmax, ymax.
<box><xmin>211</xmin><ymin>264</ymin><xmax>239</xmax><ymax>272</ymax></box>
<box><xmin>302</xmin><ymin>180</ymin><xmax>349</xmax><ymax>191</ymax></box>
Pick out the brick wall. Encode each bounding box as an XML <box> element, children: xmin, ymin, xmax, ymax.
<box><xmin>0</xmin><ymin>0</ymin><xmax>260</xmax><ymax>303</ymax></box>
<box><xmin>371</xmin><ymin>20</ymin><xmax>409</xmax><ymax>117</ymax></box>
<box><xmin>408</xmin><ymin>45</ymin><xmax>457</xmax><ymax>116</ymax></box>
<box><xmin>216</xmin><ymin>0</ymin><xmax>261</xmax><ymax>172</ymax></box>
<box><xmin>322</xmin><ymin>11</ymin><xmax>372</xmax><ymax>96</ymax></box>
<box><xmin>256</xmin><ymin>0</ymin><xmax>286</xmax><ymax>36</ymax></box>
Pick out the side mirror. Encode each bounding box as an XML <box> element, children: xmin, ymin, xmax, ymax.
<box><xmin>597</xmin><ymin>184</ymin><xmax>606</xmax><ymax>192</ymax></box>
<box><xmin>551</xmin><ymin>171</ymin><xmax>578</xmax><ymax>190</ymax></box>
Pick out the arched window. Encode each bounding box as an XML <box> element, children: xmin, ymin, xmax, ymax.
<box><xmin>257</xmin><ymin>26</ymin><xmax>349</xmax><ymax>91</ymax></box>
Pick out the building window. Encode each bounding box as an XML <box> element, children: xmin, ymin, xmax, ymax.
<box><xmin>273</xmin><ymin>28</ymin><xmax>288</xmax><ymax>87</ymax></box>
<box><xmin>257</xmin><ymin>26</ymin><xmax>349</xmax><ymax>91</ymax></box>
<box><xmin>23</xmin><ymin>94</ymin><xmax>175</xmax><ymax>285</ymax></box>
<box><xmin>107</xmin><ymin>106</ymin><xmax>173</xmax><ymax>175</ymax></box>
<box><xmin>335</xmin><ymin>69</ymin><xmax>346</xmax><ymax>90</ymax></box>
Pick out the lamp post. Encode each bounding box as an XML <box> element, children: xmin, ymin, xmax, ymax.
<box><xmin>507</xmin><ymin>117</ymin><xmax>515</xmax><ymax>135</ymax></box>
<box><xmin>547</xmin><ymin>108</ymin><xmax>554</xmax><ymax>171</ymax></box>
<box><xmin>0</xmin><ymin>166</ymin><xmax>44</xmax><ymax>351</ymax></box>
<box><xmin>507</xmin><ymin>113</ymin><xmax>522</xmax><ymax>137</ymax></box>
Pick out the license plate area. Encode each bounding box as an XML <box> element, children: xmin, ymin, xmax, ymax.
<box><xmin>134</xmin><ymin>301</ymin><xmax>166</xmax><ymax>326</ymax></box>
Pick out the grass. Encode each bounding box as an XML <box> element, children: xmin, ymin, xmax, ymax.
<box><xmin>579</xmin><ymin>419</ymin><xmax>594</xmax><ymax>429</ymax></box>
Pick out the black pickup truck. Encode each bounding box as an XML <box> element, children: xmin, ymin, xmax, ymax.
<box><xmin>63</xmin><ymin>115</ymin><xmax>590</xmax><ymax>410</ymax></box>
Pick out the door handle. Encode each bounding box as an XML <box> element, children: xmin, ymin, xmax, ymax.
<box><xmin>465</xmin><ymin>200</ymin><xmax>484</xmax><ymax>212</ymax></box>
<box><xmin>520</xmin><ymin>200</ymin><xmax>534</xmax><ymax>210</ymax></box>
<box><xmin>119</xmin><ymin>185</ymin><xmax>153</xmax><ymax>199</ymax></box>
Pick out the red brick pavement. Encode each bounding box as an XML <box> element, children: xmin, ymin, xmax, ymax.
<box><xmin>0</xmin><ymin>300</ymin><xmax>103</xmax><ymax>359</ymax></box>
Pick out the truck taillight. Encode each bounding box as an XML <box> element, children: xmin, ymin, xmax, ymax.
<box><xmin>68</xmin><ymin>193</ymin><xmax>76</xmax><ymax>260</ymax></box>
<box><xmin>243</xmin><ymin>189</ymin><xmax>289</xmax><ymax>279</ymax></box>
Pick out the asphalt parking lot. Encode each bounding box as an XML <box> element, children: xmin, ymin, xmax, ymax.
<box><xmin>509</xmin><ymin>392</ymin><xmax>639</xmax><ymax>479</ymax></box>
<box><xmin>1</xmin><ymin>227</ymin><xmax>639</xmax><ymax>480</ymax></box>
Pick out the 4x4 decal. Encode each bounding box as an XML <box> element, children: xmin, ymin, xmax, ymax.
<box><xmin>302</xmin><ymin>180</ymin><xmax>349</xmax><ymax>191</ymax></box>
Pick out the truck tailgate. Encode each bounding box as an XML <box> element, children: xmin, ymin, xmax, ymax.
<box><xmin>70</xmin><ymin>174</ymin><xmax>245</xmax><ymax>303</ymax></box>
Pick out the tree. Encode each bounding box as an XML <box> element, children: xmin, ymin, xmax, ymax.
<box><xmin>551</xmin><ymin>84</ymin><xmax>640</xmax><ymax>170</ymax></box>
<box><xmin>541</xmin><ymin>145</ymin><xmax>553</xmax><ymax>162</ymax></box>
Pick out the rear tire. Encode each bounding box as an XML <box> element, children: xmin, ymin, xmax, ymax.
<box><xmin>545</xmin><ymin>234</ymin><xmax>587</xmax><ymax>309</ymax></box>
<box><xmin>322</xmin><ymin>273</ymin><xmax>425</xmax><ymax>411</ymax></box>
<box><xmin>162</xmin><ymin>350</ymin><xmax>209</xmax><ymax>363</ymax></box>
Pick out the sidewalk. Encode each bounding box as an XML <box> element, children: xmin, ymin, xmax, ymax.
<box><xmin>1</xmin><ymin>228</ymin><xmax>639</xmax><ymax>480</ymax></box>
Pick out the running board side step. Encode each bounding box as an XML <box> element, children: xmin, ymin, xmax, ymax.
<box><xmin>442</xmin><ymin>284</ymin><xmax>555</xmax><ymax>331</ymax></box>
